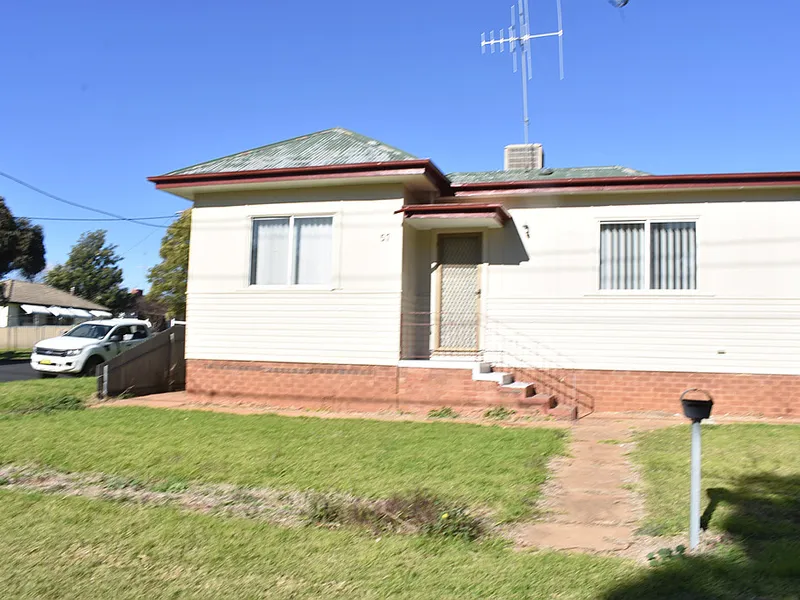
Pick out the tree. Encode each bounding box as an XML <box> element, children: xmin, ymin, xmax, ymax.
<box><xmin>147</xmin><ymin>210</ymin><xmax>190</xmax><ymax>319</ymax></box>
<box><xmin>45</xmin><ymin>230</ymin><xmax>131</xmax><ymax>313</ymax></box>
<box><xmin>0</xmin><ymin>197</ymin><xmax>46</xmax><ymax>284</ymax></box>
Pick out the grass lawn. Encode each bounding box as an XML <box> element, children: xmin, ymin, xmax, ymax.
<box><xmin>0</xmin><ymin>377</ymin><xmax>96</xmax><ymax>415</ymax></box>
<box><xmin>1</xmin><ymin>403</ymin><xmax>797</xmax><ymax>598</ymax></box>
<box><xmin>0</xmin><ymin>490</ymin><xmax>637</xmax><ymax>600</ymax></box>
<box><xmin>0</xmin><ymin>406</ymin><xmax>566</xmax><ymax>520</ymax></box>
<box><xmin>632</xmin><ymin>423</ymin><xmax>800</xmax><ymax>536</ymax></box>
<box><xmin>611</xmin><ymin>423</ymin><xmax>800</xmax><ymax>599</ymax></box>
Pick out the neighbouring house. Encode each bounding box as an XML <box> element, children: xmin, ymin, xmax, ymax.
<box><xmin>0</xmin><ymin>279</ymin><xmax>112</xmax><ymax>327</ymax></box>
<box><xmin>149</xmin><ymin>128</ymin><xmax>800</xmax><ymax>418</ymax></box>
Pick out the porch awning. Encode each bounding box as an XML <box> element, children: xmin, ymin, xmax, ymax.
<box><xmin>396</xmin><ymin>203</ymin><xmax>511</xmax><ymax>230</ymax></box>
<box><xmin>20</xmin><ymin>304</ymin><xmax>51</xmax><ymax>315</ymax></box>
<box><xmin>70</xmin><ymin>308</ymin><xmax>94</xmax><ymax>318</ymax></box>
<box><xmin>90</xmin><ymin>310</ymin><xmax>113</xmax><ymax>318</ymax></box>
<box><xmin>47</xmin><ymin>306</ymin><xmax>71</xmax><ymax>317</ymax></box>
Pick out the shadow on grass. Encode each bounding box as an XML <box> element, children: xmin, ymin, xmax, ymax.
<box><xmin>604</xmin><ymin>473</ymin><xmax>800</xmax><ymax>599</ymax></box>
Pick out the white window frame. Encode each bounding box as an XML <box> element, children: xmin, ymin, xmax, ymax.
<box><xmin>598</xmin><ymin>218</ymin><xmax>698</xmax><ymax>293</ymax></box>
<box><xmin>248</xmin><ymin>214</ymin><xmax>335</xmax><ymax>289</ymax></box>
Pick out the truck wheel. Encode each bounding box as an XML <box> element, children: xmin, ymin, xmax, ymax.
<box><xmin>38</xmin><ymin>372</ymin><xmax>57</xmax><ymax>379</ymax></box>
<box><xmin>81</xmin><ymin>356</ymin><xmax>104</xmax><ymax>377</ymax></box>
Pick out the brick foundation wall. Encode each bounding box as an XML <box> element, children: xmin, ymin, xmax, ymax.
<box><xmin>187</xmin><ymin>359</ymin><xmax>527</xmax><ymax>412</ymax></box>
<box><xmin>571</xmin><ymin>368</ymin><xmax>798</xmax><ymax>418</ymax></box>
<box><xmin>186</xmin><ymin>359</ymin><xmax>799</xmax><ymax>417</ymax></box>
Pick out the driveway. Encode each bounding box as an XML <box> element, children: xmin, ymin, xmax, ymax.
<box><xmin>0</xmin><ymin>360</ymin><xmax>40</xmax><ymax>382</ymax></box>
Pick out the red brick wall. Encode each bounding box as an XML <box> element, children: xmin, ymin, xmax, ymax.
<box><xmin>571</xmin><ymin>368</ymin><xmax>798</xmax><ymax>418</ymax></box>
<box><xmin>187</xmin><ymin>359</ymin><xmax>525</xmax><ymax>412</ymax></box>
<box><xmin>186</xmin><ymin>359</ymin><xmax>799</xmax><ymax>417</ymax></box>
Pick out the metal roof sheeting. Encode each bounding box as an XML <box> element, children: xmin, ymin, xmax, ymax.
<box><xmin>447</xmin><ymin>166</ymin><xmax>650</xmax><ymax>185</ymax></box>
<box><xmin>164</xmin><ymin>128</ymin><xmax>419</xmax><ymax>176</ymax></box>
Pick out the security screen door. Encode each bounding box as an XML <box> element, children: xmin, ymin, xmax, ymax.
<box><xmin>436</xmin><ymin>233</ymin><xmax>482</xmax><ymax>352</ymax></box>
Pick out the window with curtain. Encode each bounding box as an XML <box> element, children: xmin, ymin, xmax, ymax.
<box><xmin>651</xmin><ymin>222</ymin><xmax>696</xmax><ymax>290</ymax></box>
<box><xmin>250</xmin><ymin>216</ymin><xmax>333</xmax><ymax>286</ymax></box>
<box><xmin>599</xmin><ymin>221</ymin><xmax>696</xmax><ymax>290</ymax></box>
<box><xmin>599</xmin><ymin>223</ymin><xmax>645</xmax><ymax>290</ymax></box>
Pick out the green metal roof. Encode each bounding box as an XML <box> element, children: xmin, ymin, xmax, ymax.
<box><xmin>447</xmin><ymin>166</ymin><xmax>650</xmax><ymax>185</ymax></box>
<box><xmin>165</xmin><ymin>128</ymin><xmax>419</xmax><ymax>176</ymax></box>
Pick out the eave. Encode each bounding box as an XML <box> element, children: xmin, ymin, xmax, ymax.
<box><xmin>148</xmin><ymin>160</ymin><xmax>453</xmax><ymax>200</ymax></box>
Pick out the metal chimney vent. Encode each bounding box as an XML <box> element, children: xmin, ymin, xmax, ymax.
<box><xmin>504</xmin><ymin>143</ymin><xmax>544</xmax><ymax>170</ymax></box>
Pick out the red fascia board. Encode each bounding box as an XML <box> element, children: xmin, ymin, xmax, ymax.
<box><xmin>396</xmin><ymin>203</ymin><xmax>511</xmax><ymax>223</ymax></box>
<box><xmin>451</xmin><ymin>171</ymin><xmax>800</xmax><ymax>193</ymax></box>
<box><xmin>149</xmin><ymin>160</ymin><xmax>452</xmax><ymax>194</ymax></box>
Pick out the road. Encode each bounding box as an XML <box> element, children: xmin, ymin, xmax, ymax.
<box><xmin>0</xmin><ymin>360</ymin><xmax>40</xmax><ymax>382</ymax></box>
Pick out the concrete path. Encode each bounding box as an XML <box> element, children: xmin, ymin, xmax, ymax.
<box><xmin>512</xmin><ymin>418</ymin><xmax>675</xmax><ymax>558</ymax></box>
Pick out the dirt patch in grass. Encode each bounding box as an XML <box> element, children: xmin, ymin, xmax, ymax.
<box><xmin>0</xmin><ymin>464</ymin><xmax>487</xmax><ymax>540</ymax></box>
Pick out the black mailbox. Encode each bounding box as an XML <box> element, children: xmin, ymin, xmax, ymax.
<box><xmin>680</xmin><ymin>389</ymin><xmax>714</xmax><ymax>422</ymax></box>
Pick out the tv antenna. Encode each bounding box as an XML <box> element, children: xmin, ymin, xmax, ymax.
<box><xmin>481</xmin><ymin>0</ymin><xmax>564</xmax><ymax>144</ymax></box>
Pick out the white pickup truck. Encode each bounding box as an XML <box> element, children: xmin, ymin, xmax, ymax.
<box><xmin>31</xmin><ymin>319</ymin><xmax>152</xmax><ymax>378</ymax></box>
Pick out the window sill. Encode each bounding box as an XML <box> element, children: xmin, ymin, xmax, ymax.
<box><xmin>586</xmin><ymin>290</ymin><xmax>714</xmax><ymax>298</ymax></box>
<box><xmin>242</xmin><ymin>285</ymin><xmax>337</xmax><ymax>292</ymax></box>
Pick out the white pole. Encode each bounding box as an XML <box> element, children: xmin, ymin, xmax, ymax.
<box><xmin>689</xmin><ymin>420</ymin><xmax>702</xmax><ymax>549</ymax></box>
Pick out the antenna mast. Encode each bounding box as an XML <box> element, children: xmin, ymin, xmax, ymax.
<box><xmin>481</xmin><ymin>0</ymin><xmax>565</xmax><ymax>144</ymax></box>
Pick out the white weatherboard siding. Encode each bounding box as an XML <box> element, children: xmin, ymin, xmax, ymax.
<box><xmin>480</xmin><ymin>192</ymin><xmax>800</xmax><ymax>375</ymax></box>
<box><xmin>187</xmin><ymin>185</ymin><xmax>406</xmax><ymax>365</ymax></box>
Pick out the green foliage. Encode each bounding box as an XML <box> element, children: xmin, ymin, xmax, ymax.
<box><xmin>646</xmin><ymin>545</ymin><xmax>687</xmax><ymax>566</ymax></box>
<box><xmin>483</xmin><ymin>406</ymin><xmax>516</xmax><ymax>420</ymax></box>
<box><xmin>147</xmin><ymin>210</ymin><xmax>190</xmax><ymax>319</ymax></box>
<box><xmin>45</xmin><ymin>230</ymin><xmax>130</xmax><ymax>313</ymax></box>
<box><xmin>0</xmin><ymin>198</ymin><xmax>46</xmax><ymax>282</ymax></box>
<box><xmin>427</xmin><ymin>406</ymin><xmax>459</xmax><ymax>419</ymax></box>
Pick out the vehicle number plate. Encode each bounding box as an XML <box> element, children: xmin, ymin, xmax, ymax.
<box><xmin>39</xmin><ymin>360</ymin><xmax>52</xmax><ymax>365</ymax></box>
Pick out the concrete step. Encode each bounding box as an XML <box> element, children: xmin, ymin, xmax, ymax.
<box><xmin>548</xmin><ymin>404</ymin><xmax>579</xmax><ymax>421</ymax></box>
<box><xmin>500</xmin><ymin>381</ymin><xmax>536</xmax><ymax>397</ymax></box>
<box><xmin>473</xmin><ymin>371</ymin><xmax>514</xmax><ymax>385</ymax></box>
<box><xmin>518</xmin><ymin>393</ymin><xmax>556</xmax><ymax>409</ymax></box>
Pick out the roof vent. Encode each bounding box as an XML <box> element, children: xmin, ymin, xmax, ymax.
<box><xmin>504</xmin><ymin>143</ymin><xmax>544</xmax><ymax>171</ymax></box>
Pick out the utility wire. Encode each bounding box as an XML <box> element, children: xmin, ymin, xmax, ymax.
<box><xmin>23</xmin><ymin>215</ymin><xmax>177</xmax><ymax>222</ymax></box>
<box><xmin>0</xmin><ymin>170</ymin><xmax>171</xmax><ymax>228</ymax></box>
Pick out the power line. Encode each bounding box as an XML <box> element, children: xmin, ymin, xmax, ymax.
<box><xmin>0</xmin><ymin>170</ymin><xmax>171</xmax><ymax>228</ymax></box>
<box><xmin>23</xmin><ymin>215</ymin><xmax>177</xmax><ymax>222</ymax></box>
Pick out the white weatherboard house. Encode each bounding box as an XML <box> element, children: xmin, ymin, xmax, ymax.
<box><xmin>150</xmin><ymin>128</ymin><xmax>800</xmax><ymax>418</ymax></box>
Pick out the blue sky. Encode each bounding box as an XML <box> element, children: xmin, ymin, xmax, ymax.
<box><xmin>1</xmin><ymin>0</ymin><xmax>798</xmax><ymax>290</ymax></box>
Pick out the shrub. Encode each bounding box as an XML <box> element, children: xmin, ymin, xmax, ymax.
<box><xmin>483</xmin><ymin>406</ymin><xmax>516</xmax><ymax>420</ymax></box>
<box><xmin>427</xmin><ymin>407</ymin><xmax>459</xmax><ymax>419</ymax></box>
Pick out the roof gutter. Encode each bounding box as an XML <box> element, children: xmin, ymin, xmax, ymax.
<box><xmin>149</xmin><ymin>160</ymin><xmax>453</xmax><ymax>196</ymax></box>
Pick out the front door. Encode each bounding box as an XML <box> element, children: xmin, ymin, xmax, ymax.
<box><xmin>436</xmin><ymin>233</ymin><xmax>482</xmax><ymax>352</ymax></box>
